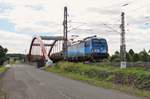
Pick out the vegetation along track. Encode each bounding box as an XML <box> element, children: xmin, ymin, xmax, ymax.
<box><xmin>46</xmin><ymin>62</ymin><xmax>150</xmax><ymax>98</ymax></box>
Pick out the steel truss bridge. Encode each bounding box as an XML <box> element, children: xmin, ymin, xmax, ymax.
<box><xmin>28</xmin><ymin>7</ymin><xmax>68</xmax><ymax>65</ymax></box>
<box><xmin>28</xmin><ymin>36</ymin><xmax>64</xmax><ymax>61</ymax></box>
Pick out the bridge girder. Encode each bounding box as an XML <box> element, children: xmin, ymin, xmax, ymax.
<box><xmin>40</xmin><ymin>36</ymin><xmax>64</xmax><ymax>40</ymax></box>
<box><xmin>48</xmin><ymin>40</ymin><xmax>58</xmax><ymax>56</ymax></box>
<box><xmin>28</xmin><ymin>36</ymin><xmax>64</xmax><ymax>62</ymax></box>
<box><xmin>32</xmin><ymin>44</ymin><xmax>53</xmax><ymax>46</ymax></box>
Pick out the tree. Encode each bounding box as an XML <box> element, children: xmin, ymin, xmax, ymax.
<box><xmin>127</xmin><ymin>49</ymin><xmax>135</xmax><ymax>62</ymax></box>
<box><xmin>129</xmin><ymin>49</ymin><xmax>135</xmax><ymax>56</ymax></box>
<box><xmin>148</xmin><ymin>50</ymin><xmax>150</xmax><ymax>54</ymax></box>
<box><xmin>133</xmin><ymin>53</ymin><xmax>140</xmax><ymax>62</ymax></box>
<box><xmin>126</xmin><ymin>52</ymin><xmax>130</xmax><ymax>62</ymax></box>
<box><xmin>0</xmin><ymin>45</ymin><xmax>8</xmax><ymax>65</ymax></box>
<box><xmin>115</xmin><ymin>51</ymin><xmax>120</xmax><ymax>55</ymax></box>
<box><xmin>111</xmin><ymin>49</ymin><xmax>150</xmax><ymax>62</ymax></box>
<box><xmin>139</xmin><ymin>49</ymin><xmax>149</xmax><ymax>62</ymax></box>
<box><xmin>110</xmin><ymin>51</ymin><xmax>120</xmax><ymax>62</ymax></box>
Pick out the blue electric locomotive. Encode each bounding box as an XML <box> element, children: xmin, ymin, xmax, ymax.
<box><xmin>67</xmin><ymin>36</ymin><xmax>108</xmax><ymax>61</ymax></box>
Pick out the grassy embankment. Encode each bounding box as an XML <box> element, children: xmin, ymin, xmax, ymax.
<box><xmin>0</xmin><ymin>67</ymin><xmax>8</xmax><ymax>74</ymax></box>
<box><xmin>0</xmin><ymin>66</ymin><xmax>8</xmax><ymax>98</ymax></box>
<box><xmin>46</xmin><ymin>62</ymin><xmax>150</xmax><ymax>98</ymax></box>
<box><xmin>0</xmin><ymin>66</ymin><xmax>9</xmax><ymax>82</ymax></box>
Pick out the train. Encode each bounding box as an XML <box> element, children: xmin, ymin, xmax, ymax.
<box><xmin>50</xmin><ymin>36</ymin><xmax>109</xmax><ymax>62</ymax></box>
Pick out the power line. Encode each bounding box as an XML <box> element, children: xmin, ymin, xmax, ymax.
<box><xmin>68</xmin><ymin>21</ymin><xmax>121</xmax><ymax>34</ymax></box>
<box><xmin>68</xmin><ymin>23</ymin><xmax>87</xmax><ymax>32</ymax></box>
<box><xmin>103</xmin><ymin>24</ymin><xmax>120</xmax><ymax>33</ymax></box>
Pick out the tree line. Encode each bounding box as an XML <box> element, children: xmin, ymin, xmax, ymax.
<box><xmin>1</xmin><ymin>44</ymin><xmax>150</xmax><ymax>64</ymax></box>
<box><xmin>110</xmin><ymin>49</ymin><xmax>150</xmax><ymax>62</ymax></box>
<box><xmin>0</xmin><ymin>45</ymin><xmax>8</xmax><ymax>65</ymax></box>
<box><xmin>0</xmin><ymin>45</ymin><xmax>26</xmax><ymax>65</ymax></box>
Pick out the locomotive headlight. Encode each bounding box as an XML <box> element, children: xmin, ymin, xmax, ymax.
<box><xmin>100</xmin><ymin>47</ymin><xmax>104</xmax><ymax>50</ymax></box>
<box><xmin>92</xmin><ymin>49</ymin><xmax>95</xmax><ymax>52</ymax></box>
<box><xmin>92</xmin><ymin>49</ymin><xmax>99</xmax><ymax>53</ymax></box>
<box><xmin>101</xmin><ymin>47</ymin><xmax>106</xmax><ymax>53</ymax></box>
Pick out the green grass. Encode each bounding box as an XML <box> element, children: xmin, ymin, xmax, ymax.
<box><xmin>0</xmin><ymin>66</ymin><xmax>8</xmax><ymax>98</ymax></box>
<box><xmin>0</xmin><ymin>66</ymin><xmax>8</xmax><ymax>73</ymax></box>
<box><xmin>0</xmin><ymin>66</ymin><xmax>8</xmax><ymax>80</ymax></box>
<box><xmin>46</xmin><ymin>62</ymin><xmax>150</xmax><ymax>98</ymax></box>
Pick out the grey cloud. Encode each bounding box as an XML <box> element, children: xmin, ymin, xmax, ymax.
<box><xmin>25</xmin><ymin>5</ymin><xmax>44</xmax><ymax>11</ymax></box>
<box><xmin>0</xmin><ymin>2</ymin><xmax>14</xmax><ymax>13</ymax></box>
<box><xmin>15</xmin><ymin>26</ymin><xmax>61</xmax><ymax>36</ymax></box>
<box><xmin>126</xmin><ymin>15</ymin><xmax>150</xmax><ymax>29</ymax></box>
<box><xmin>35</xmin><ymin>21</ymin><xmax>61</xmax><ymax>27</ymax></box>
<box><xmin>86</xmin><ymin>0</ymin><xmax>133</xmax><ymax>16</ymax></box>
<box><xmin>87</xmin><ymin>7</ymin><xmax>121</xmax><ymax>15</ymax></box>
<box><xmin>16</xmin><ymin>27</ymin><xmax>35</xmax><ymax>35</ymax></box>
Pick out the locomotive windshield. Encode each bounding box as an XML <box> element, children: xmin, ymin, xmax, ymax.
<box><xmin>92</xmin><ymin>39</ymin><xmax>106</xmax><ymax>47</ymax></box>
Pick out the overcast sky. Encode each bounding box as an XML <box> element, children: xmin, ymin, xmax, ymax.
<box><xmin>0</xmin><ymin>0</ymin><xmax>150</xmax><ymax>54</ymax></box>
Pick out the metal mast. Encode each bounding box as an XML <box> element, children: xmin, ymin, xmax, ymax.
<box><xmin>63</xmin><ymin>6</ymin><xmax>68</xmax><ymax>60</ymax></box>
<box><xmin>120</xmin><ymin>12</ymin><xmax>126</xmax><ymax>68</ymax></box>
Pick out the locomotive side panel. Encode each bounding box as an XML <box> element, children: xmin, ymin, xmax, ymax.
<box><xmin>85</xmin><ymin>40</ymin><xmax>92</xmax><ymax>57</ymax></box>
<box><xmin>68</xmin><ymin>42</ymin><xmax>85</xmax><ymax>58</ymax></box>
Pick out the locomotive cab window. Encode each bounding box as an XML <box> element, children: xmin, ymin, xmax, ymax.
<box><xmin>85</xmin><ymin>41</ymin><xmax>90</xmax><ymax>47</ymax></box>
<box><xmin>92</xmin><ymin>39</ymin><xmax>107</xmax><ymax>47</ymax></box>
